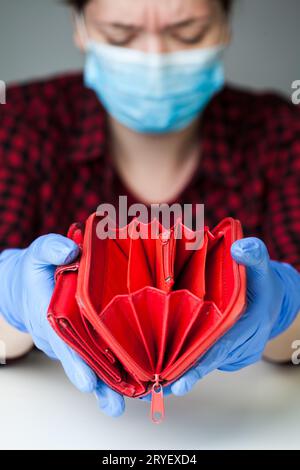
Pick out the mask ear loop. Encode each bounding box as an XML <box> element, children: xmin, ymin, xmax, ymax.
<box><xmin>75</xmin><ymin>12</ymin><xmax>90</xmax><ymax>47</ymax></box>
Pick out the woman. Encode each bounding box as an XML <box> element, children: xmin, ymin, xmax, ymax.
<box><xmin>0</xmin><ymin>0</ymin><xmax>299</xmax><ymax>417</ymax></box>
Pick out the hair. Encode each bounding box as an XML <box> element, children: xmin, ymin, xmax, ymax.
<box><xmin>64</xmin><ymin>0</ymin><xmax>234</xmax><ymax>14</ymax></box>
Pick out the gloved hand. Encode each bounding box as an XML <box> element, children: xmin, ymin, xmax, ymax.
<box><xmin>170</xmin><ymin>237</ymin><xmax>300</xmax><ymax>396</ymax></box>
<box><xmin>0</xmin><ymin>234</ymin><xmax>125</xmax><ymax>417</ymax></box>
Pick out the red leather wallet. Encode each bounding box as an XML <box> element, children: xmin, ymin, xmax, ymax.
<box><xmin>48</xmin><ymin>214</ymin><xmax>246</xmax><ymax>423</ymax></box>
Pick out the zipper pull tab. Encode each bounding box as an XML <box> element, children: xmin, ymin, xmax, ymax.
<box><xmin>151</xmin><ymin>374</ymin><xmax>165</xmax><ymax>424</ymax></box>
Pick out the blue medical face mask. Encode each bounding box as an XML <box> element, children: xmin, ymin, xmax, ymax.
<box><xmin>83</xmin><ymin>40</ymin><xmax>226</xmax><ymax>134</ymax></box>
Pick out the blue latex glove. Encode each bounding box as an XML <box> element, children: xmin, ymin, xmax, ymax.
<box><xmin>0</xmin><ymin>234</ymin><xmax>124</xmax><ymax>417</ymax></box>
<box><xmin>170</xmin><ymin>237</ymin><xmax>300</xmax><ymax>396</ymax></box>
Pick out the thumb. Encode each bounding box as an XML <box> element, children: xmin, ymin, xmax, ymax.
<box><xmin>231</xmin><ymin>237</ymin><xmax>271</xmax><ymax>288</ymax></box>
<box><xmin>28</xmin><ymin>234</ymin><xmax>79</xmax><ymax>267</ymax></box>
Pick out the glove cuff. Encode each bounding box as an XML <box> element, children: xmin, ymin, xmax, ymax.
<box><xmin>269</xmin><ymin>261</ymin><xmax>300</xmax><ymax>339</ymax></box>
<box><xmin>0</xmin><ymin>249</ymin><xmax>28</xmax><ymax>333</ymax></box>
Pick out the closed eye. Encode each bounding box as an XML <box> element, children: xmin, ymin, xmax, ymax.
<box><xmin>167</xmin><ymin>19</ymin><xmax>212</xmax><ymax>45</ymax></box>
<box><xmin>92</xmin><ymin>22</ymin><xmax>141</xmax><ymax>46</ymax></box>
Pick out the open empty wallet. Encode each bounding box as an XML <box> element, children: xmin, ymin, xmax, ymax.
<box><xmin>48</xmin><ymin>213</ymin><xmax>246</xmax><ymax>423</ymax></box>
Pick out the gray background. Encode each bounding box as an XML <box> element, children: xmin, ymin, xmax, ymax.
<box><xmin>0</xmin><ymin>0</ymin><xmax>299</xmax><ymax>97</ymax></box>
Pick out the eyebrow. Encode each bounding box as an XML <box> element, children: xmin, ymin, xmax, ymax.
<box><xmin>166</xmin><ymin>17</ymin><xmax>209</xmax><ymax>30</ymax></box>
<box><xmin>95</xmin><ymin>16</ymin><xmax>209</xmax><ymax>32</ymax></box>
<box><xmin>96</xmin><ymin>22</ymin><xmax>142</xmax><ymax>32</ymax></box>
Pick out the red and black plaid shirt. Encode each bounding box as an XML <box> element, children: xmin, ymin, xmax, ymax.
<box><xmin>0</xmin><ymin>73</ymin><xmax>299</xmax><ymax>269</ymax></box>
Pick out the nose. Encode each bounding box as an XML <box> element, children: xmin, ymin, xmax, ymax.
<box><xmin>142</xmin><ymin>32</ymin><xmax>168</xmax><ymax>54</ymax></box>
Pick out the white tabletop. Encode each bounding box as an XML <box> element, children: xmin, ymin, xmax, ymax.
<box><xmin>0</xmin><ymin>350</ymin><xmax>299</xmax><ymax>450</ymax></box>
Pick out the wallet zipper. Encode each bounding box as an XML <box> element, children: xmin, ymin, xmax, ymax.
<box><xmin>160</xmin><ymin>232</ymin><xmax>175</xmax><ymax>289</ymax></box>
<box><xmin>150</xmin><ymin>374</ymin><xmax>165</xmax><ymax>424</ymax></box>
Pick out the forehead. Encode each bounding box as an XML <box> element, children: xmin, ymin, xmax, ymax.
<box><xmin>87</xmin><ymin>0</ymin><xmax>215</xmax><ymax>26</ymax></box>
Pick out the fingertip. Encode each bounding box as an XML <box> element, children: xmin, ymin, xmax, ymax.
<box><xmin>97</xmin><ymin>397</ymin><xmax>125</xmax><ymax>418</ymax></box>
<box><xmin>95</xmin><ymin>382</ymin><xmax>125</xmax><ymax>417</ymax></box>
<box><xmin>111</xmin><ymin>399</ymin><xmax>125</xmax><ymax>418</ymax></box>
<box><xmin>171</xmin><ymin>370</ymin><xmax>199</xmax><ymax>396</ymax></box>
<box><xmin>56</xmin><ymin>238</ymin><xmax>80</xmax><ymax>265</ymax></box>
<box><xmin>63</xmin><ymin>247</ymin><xmax>80</xmax><ymax>265</ymax></box>
<box><xmin>231</xmin><ymin>237</ymin><xmax>268</xmax><ymax>267</ymax></box>
<box><xmin>171</xmin><ymin>379</ymin><xmax>191</xmax><ymax>396</ymax></box>
<box><xmin>31</xmin><ymin>234</ymin><xmax>80</xmax><ymax>266</ymax></box>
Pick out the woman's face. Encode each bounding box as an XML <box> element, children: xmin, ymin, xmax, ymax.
<box><xmin>75</xmin><ymin>0</ymin><xmax>231</xmax><ymax>53</ymax></box>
